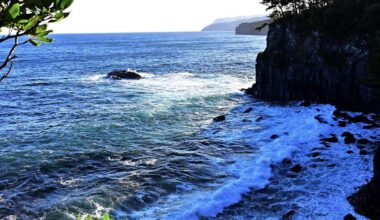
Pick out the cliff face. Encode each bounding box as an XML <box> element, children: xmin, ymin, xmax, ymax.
<box><xmin>250</xmin><ymin>23</ymin><xmax>380</xmax><ymax>113</ymax></box>
<box><xmin>250</xmin><ymin>21</ymin><xmax>380</xmax><ymax>219</ymax></box>
<box><xmin>235</xmin><ymin>20</ymin><xmax>269</xmax><ymax>36</ymax></box>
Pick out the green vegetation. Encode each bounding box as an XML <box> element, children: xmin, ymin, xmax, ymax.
<box><xmin>0</xmin><ymin>0</ymin><xmax>73</xmax><ymax>81</ymax></box>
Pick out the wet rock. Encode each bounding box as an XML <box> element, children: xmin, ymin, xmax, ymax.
<box><xmin>349</xmin><ymin>146</ymin><xmax>380</xmax><ymax>219</ymax></box>
<box><xmin>342</xmin><ymin>132</ymin><xmax>353</xmax><ymax>137</ymax></box>
<box><xmin>271</xmin><ymin>134</ymin><xmax>280</xmax><ymax>140</ymax></box>
<box><xmin>256</xmin><ymin>116</ymin><xmax>264</xmax><ymax>122</ymax></box>
<box><xmin>327</xmin><ymin>164</ymin><xmax>337</xmax><ymax>168</ymax></box>
<box><xmin>244</xmin><ymin>107</ymin><xmax>253</xmax><ymax>113</ymax></box>
<box><xmin>107</xmin><ymin>70</ymin><xmax>142</xmax><ymax>80</ymax></box>
<box><xmin>347</xmin><ymin>150</ymin><xmax>354</xmax><ymax>154</ymax></box>
<box><xmin>333</xmin><ymin>110</ymin><xmax>351</xmax><ymax>120</ymax></box>
<box><xmin>291</xmin><ymin>164</ymin><xmax>303</xmax><ymax>173</ymax></box>
<box><xmin>342</xmin><ymin>132</ymin><xmax>356</xmax><ymax>144</ymax></box>
<box><xmin>360</xmin><ymin>150</ymin><xmax>369</xmax><ymax>155</ymax></box>
<box><xmin>321</xmin><ymin>135</ymin><xmax>339</xmax><ymax>143</ymax></box>
<box><xmin>358</xmin><ymin>139</ymin><xmax>372</xmax><ymax>145</ymax></box>
<box><xmin>338</xmin><ymin>121</ymin><xmax>347</xmax><ymax>127</ymax></box>
<box><xmin>300</xmin><ymin>100</ymin><xmax>311</xmax><ymax>107</ymax></box>
<box><xmin>315</xmin><ymin>115</ymin><xmax>328</xmax><ymax>124</ymax></box>
<box><xmin>213</xmin><ymin>115</ymin><xmax>226</xmax><ymax>123</ymax></box>
<box><xmin>344</xmin><ymin>214</ymin><xmax>356</xmax><ymax>220</ymax></box>
<box><xmin>282</xmin><ymin>210</ymin><xmax>296</xmax><ymax>220</ymax></box>
<box><xmin>282</xmin><ymin>158</ymin><xmax>292</xmax><ymax>165</ymax></box>
<box><xmin>351</xmin><ymin>115</ymin><xmax>373</xmax><ymax>124</ymax></box>
<box><xmin>310</xmin><ymin>152</ymin><xmax>321</xmax><ymax>158</ymax></box>
<box><xmin>357</xmin><ymin>146</ymin><xmax>366</xmax><ymax>150</ymax></box>
<box><xmin>242</xmin><ymin>119</ymin><xmax>252</xmax><ymax>123</ymax></box>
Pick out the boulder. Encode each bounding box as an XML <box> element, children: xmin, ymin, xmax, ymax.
<box><xmin>342</xmin><ymin>132</ymin><xmax>356</xmax><ymax>144</ymax></box>
<box><xmin>213</xmin><ymin>115</ymin><xmax>226</xmax><ymax>123</ymax></box>
<box><xmin>244</xmin><ymin>107</ymin><xmax>253</xmax><ymax>113</ymax></box>
<box><xmin>291</xmin><ymin>164</ymin><xmax>303</xmax><ymax>173</ymax></box>
<box><xmin>107</xmin><ymin>70</ymin><xmax>142</xmax><ymax>80</ymax></box>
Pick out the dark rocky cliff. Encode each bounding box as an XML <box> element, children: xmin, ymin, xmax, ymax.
<box><xmin>249</xmin><ymin>21</ymin><xmax>380</xmax><ymax>219</ymax></box>
<box><xmin>249</xmin><ymin>22</ymin><xmax>380</xmax><ymax>113</ymax></box>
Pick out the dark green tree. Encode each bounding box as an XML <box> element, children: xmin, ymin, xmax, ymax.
<box><xmin>0</xmin><ymin>0</ymin><xmax>73</xmax><ymax>81</ymax></box>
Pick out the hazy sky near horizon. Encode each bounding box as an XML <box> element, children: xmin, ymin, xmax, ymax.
<box><xmin>51</xmin><ymin>0</ymin><xmax>267</xmax><ymax>33</ymax></box>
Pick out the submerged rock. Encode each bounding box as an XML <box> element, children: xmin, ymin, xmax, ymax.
<box><xmin>244</xmin><ymin>107</ymin><xmax>253</xmax><ymax>113</ymax></box>
<box><xmin>321</xmin><ymin>135</ymin><xmax>339</xmax><ymax>143</ymax></box>
<box><xmin>256</xmin><ymin>116</ymin><xmax>264</xmax><ymax>122</ymax></box>
<box><xmin>271</xmin><ymin>134</ymin><xmax>280</xmax><ymax>140</ymax></box>
<box><xmin>291</xmin><ymin>164</ymin><xmax>303</xmax><ymax>173</ymax></box>
<box><xmin>282</xmin><ymin>210</ymin><xmax>296</xmax><ymax>220</ymax></box>
<box><xmin>107</xmin><ymin>70</ymin><xmax>142</xmax><ymax>80</ymax></box>
<box><xmin>213</xmin><ymin>115</ymin><xmax>226</xmax><ymax>123</ymax></box>
<box><xmin>357</xmin><ymin>139</ymin><xmax>372</xmax><ymax>145</ymax></box>
<box><xmin>314</xmin><ymin>115</ymin><xmax>328</xmax><ymax>124</ymax></box>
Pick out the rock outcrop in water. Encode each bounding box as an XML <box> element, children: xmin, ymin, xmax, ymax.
<box><xmin>248</xmin><ymin>23</ymin><xmax>380</xmax><ymax>113</ymax></box>
<box><xmin>107</xmin><ymin>70</ymin><xmax>142</xmax><ymax>80</ymax></box>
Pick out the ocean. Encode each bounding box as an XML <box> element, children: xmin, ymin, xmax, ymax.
<box><xmin>0</xmin><ymin>32</ymin><xmax>377</xmax><ymax>220</ymax></box>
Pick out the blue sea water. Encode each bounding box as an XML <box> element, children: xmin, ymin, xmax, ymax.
<box><xmin>0</xmin><ymin>32</ymin><xmax>377</xmax><ymax>220</ymax></box>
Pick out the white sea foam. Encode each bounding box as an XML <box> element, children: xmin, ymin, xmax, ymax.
<box><xmin>130</xmin><ymin>103</ymin><xmax>379</xmax><ymax>219</ymax></box>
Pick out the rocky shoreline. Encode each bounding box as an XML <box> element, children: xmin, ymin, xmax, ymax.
<box><xmin>212</xmin><ymin>103</ymin><xmax>379</xmax><ymax>219</ymax></box>
<box><xmin>246</xmin><ymin>20</ymin><xmax>380</xmax><ymax>219</ymax></box>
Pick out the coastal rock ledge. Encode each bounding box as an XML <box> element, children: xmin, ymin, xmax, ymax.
<box><xmin>248</xmin><ymin>23</ymin><xmax>380</xmax><ymax>113</ymax></box>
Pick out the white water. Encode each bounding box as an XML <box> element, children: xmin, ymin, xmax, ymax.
<box><xmin>129</xmin><ymin>102</ymin><xmax>378</xmax><ymax>220</ymax></box>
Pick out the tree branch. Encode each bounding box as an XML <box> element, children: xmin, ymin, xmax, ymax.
<box><xmin>0</xmin><ymin>33</ymin><xmax>23</xmax><ymax>82</ymax></box>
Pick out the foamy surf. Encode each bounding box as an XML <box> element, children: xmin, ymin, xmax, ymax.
<box><xmin>128</xmin><ymin>103</ymin><xmax>378</xmax><ymax>219</ymax></box>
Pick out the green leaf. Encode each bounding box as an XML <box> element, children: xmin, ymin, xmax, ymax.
<box><xmin>29</xmin><ymin>39</ymin><xmax>41</xmax><ymax>46</ymax></box>
<box><xmin>36</xmin><ymin>30</ymin><xmax>53</xmax><ymax>37</ymax></box>
<box><xmin>59</xmin><ymin>0</ymin><xmax>74</xmax><ymax>10</ymax></box>
<box><xmin>8</xmin><ymin>3</ymin><xmax>20</xmax><ymax>19</ymax></box>
<box><xmin>24</xmin><ymin>16</ymin><xmax>40</xmax><ymax>30</ymax></box>
<box><xmin>102</xmin><ymin>213</ymin><xmax>111</xmax><ymax>220</ymax></box>
<box><xmin>35</xmin><ymin>24</ymin><xmax>48</xmax><ymax>33</ymax></box>
<box><xmin>37</xmin><ymin>36</ymin><xmax>53</xmax><ymax>43</ymax></box>
<box><xmin>17</xmin><ymin>19</ymin><xmax>29</xmax><ymax>24</ymax></box>
<box><xmin>84</xmin><ymin>215</ymin><xmax>92</xmax><ymax>220</ymax></box>
<box><xmin>76</xmin><ymin>214</ymin><xmax>81</xmax><ymax>220</ymax></box>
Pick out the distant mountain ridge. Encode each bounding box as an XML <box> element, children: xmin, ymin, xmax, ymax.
<box><xmin>201</xmin><ymin>16</ymin><xmax>268</xmax><ymax>32</ymax></box>
<box><xmin>235</xmin><ymin>19</ymin><xmax>270</xmax><ymax>35</ymax></box>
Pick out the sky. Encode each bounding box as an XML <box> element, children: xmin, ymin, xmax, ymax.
<box><xmin>51</xmin><ymin>0</ymin><xmax>267</xmax><ymax>33</ymax></box>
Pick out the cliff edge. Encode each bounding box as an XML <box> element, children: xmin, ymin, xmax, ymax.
<box><xmin>249</xmin><ymin>22</ymin><xmax>380</xmax><ymax>113</ymax></box>
<box><xmin>247</xmin><ymin>2</ymin><xmax>380</xmax><ymax>217</ymax></box>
